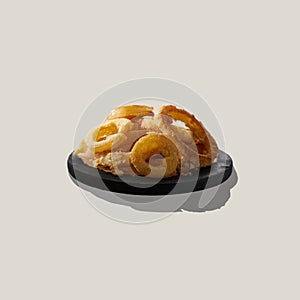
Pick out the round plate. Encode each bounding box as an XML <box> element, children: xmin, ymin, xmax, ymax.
<box><xmin>67</xmin><ymin>150</ymin><xmax>233</xmax><ymax>195</ymax></box>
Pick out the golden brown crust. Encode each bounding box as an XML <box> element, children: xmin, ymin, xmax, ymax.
<box><xmin>106</xmin><ymin>105</ymin><xmax>154</xmax><ymax>120</ymax></box>
<box><xmin>75</xmin><ymin>104</ymin><xmax>219</xmax><ymax>178</ymax></box>
<box><xmin>130</xmin><ymin>133</ymin><xmax>179</xmax><ymax>178</ymax></box>
<box><xmin>158</xmin><ymin>105</ymin><xmax>218</xmax><ymax>167</ymax></box>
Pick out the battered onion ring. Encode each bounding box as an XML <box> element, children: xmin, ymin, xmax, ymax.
<box><xmin>144</xmin><ymin>114</ymin><xmax>200</xmax><ymax>172</ymax></box>
<box><xmin>106</xmin><ymin>105</ymin><xmax>154</xmax><ymax>120</ymax></box>
<box><xmin>96</xmin><ymin>118</ymin><xmax>133</xmax><ymax>139</ymax></box>
<box><xmin>158</xmin><ymin>105</ymin><xmax>218</xmax><ymax>167</ymax></box>
<box><xmin>130</xmin><ymin>133</ymin><xmax>180</xmax><ymax>178</ymax></box>
<box><xmin>75</xmin><ymin>104</ymin><xmax>219</xmax><ymax>178</ymax></box>
<box><xmin>86</xmin><ymin>118</ymin><xmax>133</xmax><ymax>154</ymax></box>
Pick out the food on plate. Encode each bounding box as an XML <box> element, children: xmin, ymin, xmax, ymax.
<box><xmin>106</xmin><ymin>105</ymin><xmax>154</xmax><ymax>120</ymax></box>
<box><xmin>159</xmin><ymin>105</ymin><xmax>218</xmax><ymax>167</ymax></box>
<box><xmin>75</xmin><ymin>104</ymin><xmax>218</xmax><ymax>178</ymax></box>
<box><xmin>130</xmin><ymin>133</ymin><xmax>179</xmax><ymax>178</ymax></box>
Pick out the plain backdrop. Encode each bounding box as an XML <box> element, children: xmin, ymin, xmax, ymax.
<box><xmin>0</xmin><ymin>1</ymin><xmax>299</xmax><ymax>299</ymax></box>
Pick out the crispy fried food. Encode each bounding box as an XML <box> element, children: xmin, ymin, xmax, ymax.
<box><xmin>84</xmin><ymin>118</ymin><xmax>134</xmax><ymax>154</ymax></box>
<box><xmin>140</xmin><ymin>114</ymin><xmax>173</xmax><ymax>132</ymax></box>
<box><xmin>75</xmin><ymin>104</ymin><xmax>219</xmax><ymax>178</ymax></box>
<box><xmin>92</xmin><ymin>133</ymin><xmax>127</xmax><ymax>154</ymax></box>
<box><xmin>113</xmin><ymin>130</ymin><xmax>147</xmax><ymax>152</ymax></box>
<box><xmin>158</xmin><ymin>105</ymin><xmax>218</xmax><ymax>167</ymax></box>
<box><xmin>96</xmin><ymin>152</ymin><xmax>136</xmax><ymax>176</ymax></box>
<box><xmin>170</xmin><ymin>125</ymin><xmax>194</xmax><ymax>144</ymax></box>
<box><xmin>140</xmin><ymin>113</ymin><xmax>200</xmax><ymax>172</ymax></box>
<box><xmin>106</xmin><ymin>105</ymin><xmax>154</xmax><ymax>120</ymax></box>
<box><xmin>96</xmin><ymin>118</ymin><xmax>133</xmax><ymax>140</ymax></box>
<box><xmin>130</xmin><ymin>133</ymin><xmax>180</xmax><ymax>178</ymax></box>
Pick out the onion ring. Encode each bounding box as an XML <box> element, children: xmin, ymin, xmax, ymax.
<box><xmin>106</xmin><ymin>105</ymin><xmax>154</xmax><ymax>120</ymax></box>
<box><xmin>158</xmin><ymin>105</ymin><xmax>218</xmax><ymax>167</ymax></box>
<box><xmin>130</xmin><ymin>133</ymin><xmax>180</xmax><ymax>178</ymax></box>
<box><xmin>75</xmin><ymin>104</ymin><xmax>219</xmax><ymax>178</ymax></box>
<box><xmin>96</xmin><ymin>118</ymin><xmax>134</xmax><ymax>140</ymax></box>
<box><xmin>86</xmin><ymin>118</ymin><xmax>134</xmax><ymax>153</ymax></box>
<box><xmin>142</xmin><ymin>114</ymin><xmax>200</xmax><ymax>172</ymax></box>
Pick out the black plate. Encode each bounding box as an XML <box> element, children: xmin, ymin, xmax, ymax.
<box><xmin>67</xmin><ymin>150</ymin><xmax>233</xmax><ymax>195</ymax></box>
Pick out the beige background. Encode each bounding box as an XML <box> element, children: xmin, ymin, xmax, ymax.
<box><xmin>1</xmin><ymin>1</ymin><xmax>299</xmax><ymax>299</ymax></box>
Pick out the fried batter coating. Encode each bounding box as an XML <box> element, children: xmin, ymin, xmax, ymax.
<box><xmin>158</xmin><ymin>105</ymin><xmax>218</xmax><ymax>167</ymax></box>
<box><xmin>130</xmin><ymin>133</ymin><xmax>179</xmax><ymax>178</ymax></box>
<box><xmin>75</xmin><ymin>104</ymin><xmax>219</xmax><ymax>178</ymax></box>
<box><xmin>106</xmin><ymin>105</ymin><xmax>154</xmax><ymax>120</ymax></box>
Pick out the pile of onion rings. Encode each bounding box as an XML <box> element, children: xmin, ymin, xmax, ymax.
<box><xmin>75</xmin><ymin>105</ymin><xmax>219</xmax><ymax>178</ymax></box>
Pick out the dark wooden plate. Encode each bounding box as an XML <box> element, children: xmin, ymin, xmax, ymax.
<box><xmin>67</xmin><ymin>150</ymin><xmax>233</xmax><ymax>195</ymax></box>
